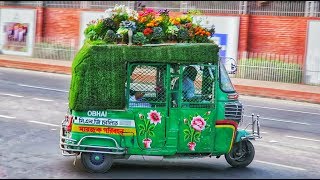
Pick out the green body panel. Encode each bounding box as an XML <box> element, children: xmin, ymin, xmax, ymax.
<box><xmin>214</xmin><ymin>126</ymin><xmax>235</xmax><ymax>154</ymax></box>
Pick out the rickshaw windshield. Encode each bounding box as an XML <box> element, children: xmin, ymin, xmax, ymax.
<box><xmin>219</xmin><ymin>62</ymin><xmax>236</xmax><ymax>93</ymax></box>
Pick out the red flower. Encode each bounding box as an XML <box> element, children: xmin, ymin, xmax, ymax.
<box><xmin>143</xmin><ymin>28</ymin><xmax>153</xmax><ymax>35</ymax></box>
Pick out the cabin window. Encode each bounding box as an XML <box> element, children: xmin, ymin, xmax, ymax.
<box><xmin>171</xmin><ymin>64</ymin><xmax>215</xmax><ymax>108</ymax></box>
<box><xmin>128</xmin><ymin>63</ymin><xmax>167</xmax><ymax>108</ymax></box>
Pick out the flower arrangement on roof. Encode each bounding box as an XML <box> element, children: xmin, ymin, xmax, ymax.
<box><xmin>84</xmin><ymin>4</ymin><xmax>215</xmax><ymax>45</ymax></box>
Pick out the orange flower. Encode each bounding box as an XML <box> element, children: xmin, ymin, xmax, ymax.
<box><xmin>139</xmin><ymin>17</ymin><xmax>147</xmax><ymax>23</ymax></box>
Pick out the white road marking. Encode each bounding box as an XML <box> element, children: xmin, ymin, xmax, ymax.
<box><xmin>246</xmin><ymin>130</ymin><xmax>268</xmax><ymax>134</ymax></box>
<box><xmin>269</xmin><ymin>140</ymin><xmax>278</xmax><ymax>143</ymax></box>
<box><xmin>243</xmin><ymin>115</ymin><xmax>310</xmax><ymax>126</ymax></box>
<box><xmin>246</xmin><ymin>105</ymin><xmax>320</xmax><ymax>116</ymax></box>
<box><xmin>0</xmin><ymin>93</ymin><xmax>24</xmax><ymax>98</ymax></box>
<box><xmin>28</xmin><ymin>120</ymin><xmax>60</xmax><ymax>127</ymax></box>
<box><xmin>32</xmin><ymin>98</ymin><xmax>54</xmax><ymax>102</ymax></box>
<box><xmin>286</xmin><ymin>135</ymin><xmax>320</xmax><ymax>142</ymax></box>
<box><xmin>18</xmin><ymin>84</ymin><xmax>68</xmax><ymax>93</ymax></box>
<box><xmin>255</xmin><ymin>160</ymin><xmax>306</xmax><ymax>171</ymax></box>
<box><xmin>0</xmin><ymin>115</ymin><xmax>16</xmax><ymax>119</ymax></box>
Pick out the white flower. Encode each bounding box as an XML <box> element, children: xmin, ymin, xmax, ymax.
<box><xmin>127</xmin><ymin>9</ymin><xmax>138</xmax><ymax>20</ymax></box>
<box><xmin>104</xmin><ymin>8</ymin><xmax>113</xmax><ymax>18</ymax></box>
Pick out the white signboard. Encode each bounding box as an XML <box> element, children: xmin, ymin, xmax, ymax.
<box><xmin>79</xmin><ymin>11</ymin><xmax>104</xmax><ymax>48</ymax></box>
<box><xmin>305</xmin><ymin>20</ymin><xmax>320</xmax><ymax>85</ymax></box>
<box><xmin>193</xmin><ymin>16</ymin><xmax>240</xmax><ymax>72</ymax></box>
<box><xmin>0</xmin><ymin>8</ymin><xmax>36</xmax><ymax>56</ymax></box>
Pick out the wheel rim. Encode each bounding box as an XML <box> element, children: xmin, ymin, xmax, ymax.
<box><xmin>89</xmin><ymin>152</ymin><xmax>105</xmax><ymax>165</ymax></box>
<box><xmin>230</xmin><ymin>142</ymin><xmax>250</xmax><ymax>162</ymax></box>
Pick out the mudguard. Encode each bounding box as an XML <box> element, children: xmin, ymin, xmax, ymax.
<box><xmin>235</xmin><ymin>129</ymin><xmax>251</xmax><ymax>142</ymax></box>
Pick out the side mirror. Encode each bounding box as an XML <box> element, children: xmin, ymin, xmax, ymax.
<box><xmin>220</xmin><ymin>57</ymin><xmax>237</xmax><ymax>74</ymax></box>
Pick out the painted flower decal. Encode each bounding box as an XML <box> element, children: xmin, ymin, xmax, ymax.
<box><xmin>191</xmin><ymin>115</ymin><xmax>206</xmax><ymax>131</ymax></box>
<box><xmin>138</xmin><ymin>110</ymin><xmax>162</xmax><ymax>148</ymax></box>
<box><xmin>183</xmin><ymin>112</ymin><xmax>211</xmax><ymax>151</ymax></box>
<box><xmin>147</xmin><ymin>110</ymin><xmax>162</xmax><ymax>125</ymax></box>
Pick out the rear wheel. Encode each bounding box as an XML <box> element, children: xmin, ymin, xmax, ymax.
<box><xmin>81</xmin><ymin>148</ymin><xmax>113</xmax><ymax>173</ymax></box>
<box><xmin>225</xmin><ymin>140</ymin><xmax>255</xmax><ymax>168</ymax></box>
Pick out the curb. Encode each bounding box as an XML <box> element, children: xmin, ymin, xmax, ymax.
<box><xmin>234</xmin><ymin>85</ymin><xmax>320</xmax><ymax>104</ymax></box>
<box><xmin>0</xmin><ymin>59</ymin><xmax>319</xmax><ymax>104</ymax></box>
<box><xmin>0</xmin><ymin>59</ymin><xmax>71</xmax><ymax>75</ymax></box>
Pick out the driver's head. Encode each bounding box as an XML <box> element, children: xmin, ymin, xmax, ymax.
<box><xmin>183</xmin><ymin>66</ymin><xmax>198</xmax><ymax>81</ymax></box>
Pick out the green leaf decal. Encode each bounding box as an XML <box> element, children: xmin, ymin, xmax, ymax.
<box><xmin>183</xmin><ymin>129</ymin><xmax>190</xmax><ymax>135</ymax></box>
<box><xmin>139</xmin><ymin>130</ymin><xmax>145</xmax><ymax>136</ymax></box>
<box><xmin>184</xmin><ymin>134</ymin><xmax>190</xmax><ymax>141</ymax></box>
<box><xmin>148</xmin><ymin>124</ymin><xmax>155</xmax><ymax>131</ymax></box>
<box><xmin>138</xmin><ymin>124</ymin><xmax>145</xmax><ymax>130</ymax></box>
<box><xmin>149</xmin><ymin>131</ymin><xmax>155</xmax><ymax>137</ymax></box>
<box><xmin>194</xmin><ymin>131</ymin><xmax>201</xmax><ymax>142</ymax></box>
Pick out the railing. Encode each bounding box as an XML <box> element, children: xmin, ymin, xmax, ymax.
<box><xmin>33</xmin><ymin>37</ymin><xmax>77</xmax><ymax>61</ymax></box>
<box><xmin>247</xmin><ymin>1</ymin><xmax>306</xmax><ymax>16</ymax></box>
<box><xmin>235</xmin><ymin>51</ymin><xmax>320</xmax><ymax>86</ymax></box>
<box><xmin>89</xmin><ymin>1</ymin><xmax>134</xmax><ymax>10</ymax></box>
<box><xmin>138</xmin><ymin>1</ymin><xmax>182</xmax><ymax>12</ymax></box>
<box><xmin>2</xmin><ymin>1</ymin><xmax>320</xmax><ymax>17</ymax></box>
<box><xmin>188</xmin><ymin>1</ymin><xmax>243</xmax><ymax>14</ymax></box>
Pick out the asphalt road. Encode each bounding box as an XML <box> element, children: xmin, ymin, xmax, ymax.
<box><xmin>0</xmin><ymin>67</ymin><xmax>319</xmax><ymax>179</ymax></box>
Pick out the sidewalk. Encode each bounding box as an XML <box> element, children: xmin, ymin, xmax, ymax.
<box><xmin>0</xmin><ymin>54</ymin><xmax>320</xmax><ymax>104</ymax></box>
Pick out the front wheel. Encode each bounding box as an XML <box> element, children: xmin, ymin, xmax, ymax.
<box><xmin>225</xmin><ymin>140</ymin><xmax>255</xmax><ymax>168</ymax></box>
<box><xmin>81</xmin><ymin>148</ymin><xmax>113</xmax><ymax>173</ymax></box>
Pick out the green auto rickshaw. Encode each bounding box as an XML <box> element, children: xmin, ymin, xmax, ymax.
<box><xmin>60</xmin><ymin>42</ymin><xmax>261</xmax><ymax>173</ymax></box>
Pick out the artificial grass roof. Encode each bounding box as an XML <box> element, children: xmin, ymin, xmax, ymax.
<box><xmin>69</xmin><ymin>41</ymin><xmax>220</xmax><ymax>111</ymax></box>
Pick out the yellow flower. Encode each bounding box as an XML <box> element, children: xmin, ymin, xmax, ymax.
<box><xmin>155</xmin><ymin>16</ymin><xmax>163</xmax><ymax>22</ymax></box>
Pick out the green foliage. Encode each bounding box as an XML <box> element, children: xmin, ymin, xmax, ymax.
<box><xmin>132</xmin><ymin>32</ymin><xmax>148</xmax><ymax>45</ymax></box>
<box><xmin>103</xmin><ymin>18</ymin><xmax>117</xmax><ymax>31</ymax></box>
<box><xmin>177</xmin><ymin>28</ymin><xmax>189</xmax><ymax>42</ymax></box>
<box><xmin>104</xmin><ymin>30</ymin><xmax>117</xmax><ymax>43</ymax></box>
<box><xmin>82</xmin><ymin>5</ymin><xmax>214</xmax><ymax>45</ymax></box>
<box><xmin>68</xmin><ymin>42</ymin><xmax>219</xmax><ymax>111</ymax></box>
<box><xmin>236</xmin><ymin>58</ymin><xmax>303</xmax><ymax>83</ymax></box>
<box><xmin>151</xmin><ymin>27</ymin><xmax>164</xmax><ymax>42</ymax></box>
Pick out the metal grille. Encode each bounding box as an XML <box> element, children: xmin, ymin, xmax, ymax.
<box><xmin>129</xmin><ymin>64</ymin><xmax>167</xmax><ymax>108</ymax></box>
<box><xmin>89</xmin><ymin>1</ymin><xmax>134</xmax><ymax>10</ymax></box>
<box><xmin>189</xmin><ymin>1</ymin><xmax>241</xmax><ymax>14</ymax></box>
<box><xmin>44</xmin><ymin>1</ymin><xmax>81</xmax><ymax>8</ymax></box>
<box><xmin>2</xmin><ymin>1</ymin><xmax>40</xmax><ymax>7</ymax></box>
<box><xmin>172</xmin><ymin>65</ymin><xmax>215</xmax><ymax>108</ymax></box>
<box><xmin>224</xmin><ymin>102</ymin><xmax>243</xmax><ymax>123</ymax></box>
<box><xmin>235</xmin><ymin>52</ymin><xmax>304</xmax><ymax>84</ymax></box>
<box><xmin>139</xmin><ymin>1</ymin><xmax>181</xmax><ymax>12</ymax></box>
<box><xmin>33</xmin><ymin>37</ymin><xmax>77</xmax><ymax>61</ymax></box>
<box><xmin>1</xmin><ymin>1</ymin><xmax>318</xmax><ymax>17</ymax></box>
<box><xmin>247</xmin><ymin>1</ymin><xmax>306</xmax><ymax>17</ymax></box>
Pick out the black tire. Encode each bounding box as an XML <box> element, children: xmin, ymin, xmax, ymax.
<box><xmin>81</xmin><ymin>148</ymin><xmax>113</xmax><ymax>173</ymax></box>
<box><xmin>225</xmin><ymin>140</ymin><xmax>255</xmax><ymax>168</ymax></box>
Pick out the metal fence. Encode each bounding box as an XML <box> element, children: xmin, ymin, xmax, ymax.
<box><xmin>235</xmin><ymin>51</ymin><xmax>320</xmax><ymax>86</ymax></box>
<box><xmin>247</xmin><ymin>1</ymin><xmax>306</xmax><ymax>16</ymax></box>
<box><xmin>1</xmin><ymin>1</ymin><xmax>320</xmax><ymax>17</ymax></box>
<box><xmin>0</xmin><ymin>37</ymin><xmax>77</xmax><ymax>61</ymax></box>
<box><xmin>32</xmin><ymin>37</ymin><xmax>77</xmax><ymax>61</ymax></box>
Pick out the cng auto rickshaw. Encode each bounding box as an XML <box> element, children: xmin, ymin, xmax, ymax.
<box><xmin>60</xmin><ymin>4</ymin><xmax>261</xmax><ymax>173</ymax></box>
<box><xmin>60</xmin><ymin>42</ymin><xmax>261</xmax><ymax>173</ymax></box>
